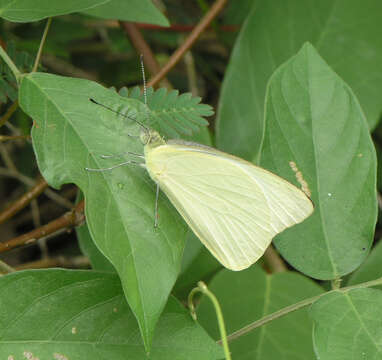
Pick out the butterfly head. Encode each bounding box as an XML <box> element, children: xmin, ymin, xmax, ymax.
<box><xmin>140</xmin><ymin>128</ymin><xmax>165</xmax><ymax>149</ymax></box>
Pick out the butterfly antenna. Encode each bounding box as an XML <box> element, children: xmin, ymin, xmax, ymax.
<box><xmin>89</xmin><ymin>98</ymin><xmax>149</xmax><ymax>132</ymax></box>
<box><xmin>140</xmin><ymin>54</ymin><xmax>147</xmax><ymax>106</ymax></box>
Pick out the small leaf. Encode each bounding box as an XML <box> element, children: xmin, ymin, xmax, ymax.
<box><xmin>0</xmin><ymin>269</ymin><xmax>223</xmax><ymax>359</ymax></box>
<box><xmin>310</xmin><ymin>288</ymin><xmax>382</xmax><ymax>360</ymax></box>
<box><xmin>119</xmin><ymin>86</ymin><xmax>212</xmax><ymax>138</ymax></box>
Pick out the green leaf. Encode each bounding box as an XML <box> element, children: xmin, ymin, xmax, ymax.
<box><xmin>0</xmin><ymin>269</ymin><xmax>223</xmax><ymax>359</ymax></box>
<box><xmin>347</xmin><ymin>240</ymin><xmax>382</xmax><ymax>287</ymax></box>
<box><xmin>217</xmin><ymin>0</ymin><xmax>382</xmax><ymax>160</ymax></box>
<box><xmin>82</xmin><ymin>0</ymin><xmax>169</xmax><ymax>27</ymax></box>
<box><xmin>197</xmin><ymin>266</ymin><xmax>324</xmax><ymax>359</ymax></box>
<box><xmin>120</xmin><ymin>86</ymin><xmax>212</xmax><ymax>138</ymax></box>
<box><xmin>19</xmin><ymin>72</ymin><xmax>188</xmax><ymax>351</ymax></box>
<box><xmin>0</xmin><ymin>0</ymin><xmax>109</xmax><ymax>22</ymax></box>
<box><xmin>261</xmin><ymin>43</ymin><xmax>377</xmax><ymax>280</ymax></box>
<box><xmin>310</xmin><ymin>288</ymin><xmax>382</xmax><ymax>360</ymax></box>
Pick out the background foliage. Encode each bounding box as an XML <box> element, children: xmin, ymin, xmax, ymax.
<box><xmin>0</xmin><ymin>1</ymin><xmax>381</xmax><ymax>359</ymax></box>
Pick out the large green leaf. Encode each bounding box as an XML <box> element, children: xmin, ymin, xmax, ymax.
<box><xmin>197</xmin><ymin>266</ymin><xmax>324</xmax><ymax>359</ymax></box>
<box><xmin>0</xmin><ymin>269</ymin><xmax>223</xmax><ymax>359</ymax></box>
<box><xmin>217</xmin><ymin>0</ymin><xmax>382</xmax><ymax>160</ymax></box>
<box><xmin>83</xmin><ymin>0</ymin><xmax>169</xmax><ymax>27</ymax></box>
<box><xmin>310</xmin><ymin>288</ymin><xmax>382</xmax><ymax>360</ymax></box>
<box><xmin>19</xmin><ymin>72</ymin><xmax>190</xmax><ymax>351</ymax></box>
<box><xmin>260</xmin><ymin>43</ymin><xmax>377</xmax><ymax>279</ymax></box>
<box><xmin>0</xmin><ymin>0</ymin><xmax>109</xmax><ymax>22</ymax></box>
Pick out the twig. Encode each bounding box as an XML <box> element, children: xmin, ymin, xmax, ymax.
<box><xmin>0</xmin><ymin>201</ymin><xmax>85</xmax><ymax>254</ymax></box>
<box><xmin>147</xmin><ymin>0</ymin><xmax>228</xmax><ymax>87</ymax></box>
<box><xmin>32</xmin><ymin>17</ymin><xmax>52</xmax><ymax>73</ymax></box>
<box><xmin>15</xmin><ymin>255</ymin><xmax>90</xmax><ymax>270</ymax></box>
<box><xmin>135</xmin><ymin>23</ymin><xmax>238</xmax><ymax>32</ymax></box>
<box><xmin>0</xmin><ymin>259</ymin><xmax>16</xmax><ymax>274</ymax></box>
<box><xmin>0</xmin><ymin>135</ymin><xmax>31</xmax><ymax>141</ymax></box>
<box><xmin>86</xmin><ymin>20</ymin><xmax>239</xmax><ymax>32</ymax></box>
<box><xmin>0</xmin><ymin>143</ymin><xmax>17</xmax><ymax>172</ymax></box>
<box><xmin>120</xmin><ymin>22</ymin><xmax>172</xmax><ymax>89</ymax></box>
<box><xmin>263</xmin><ymin>245</ymin><xmax>287</xmax><ymax>273</ymax></box>
<box><xmin>0</xmin><ymin>168</ymin><xmax>73</xmax><ymax>209</ymax></box>
<box><xmin>0</xmin><ymin>100</ymin><xmax>19</xmax><ymax>128</ymax></box>
<box><xmin>182</xmin><ymin>40</ymin><xmax>199</xmax><ymax>96</ymax></box>
<box><xmin>42</xmin><ymin>54</ymin><xmax>99</xmax><ymax>81</ymax></box>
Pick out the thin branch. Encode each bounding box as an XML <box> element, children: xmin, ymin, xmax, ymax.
<box><xmin>0</xmin><ymin>135</ymin><xmax>31</xmax><ymax>142</ymax></box>
<box><xmin>0</xmin><ymin>259</ymin><xmax>16</xmax><ymax>274</ymax></box>
<box><xmin>133</xmin><ymin>23</ymin><xmax>238</xmax><ymax>32</ymax></box>
<box><xmin>42</xmin><ymin>54</ymin><xmax>99</xmax><ymax>81</ymax></box>
<box><xmin>86</xmin><ymin>20</ymin><xmax>239</xmax><ymax>33</ymax></box>
<box><xmin>0</xmin><ymin>100</ymin><xmax>19</xmax><ymax>128</ymax></box>
<box><xmin>0</xmin><ymin>143</ymin><xmax>17</xmax><ymax>172</ymax></box>
<box><xmin>120</xmin><ymin>22</ymin><xmax>172</xmax><ymax>89</ymax></box>
<box><xmin>32</xmin><ymin>17</ymin><xmax>52</xmax><ymax>72</ymax></box>
<box><xmin>0</xmin><ymin>201</ymin><xmax>85</xmax><ymax>254</ymax></box>
<box><xmin>147</xmin><ymin>0</ymin><xmax>228</xmax><ymax>87</ymax></box>
<box><xmin>0</xmin><ymin>178</ymin><xmax>48</xmax><ymax>224</ymax></box>
<box><xmin>15</xmin><ymin>255</ymin><xmax>90</xmax><ymax>270</ymax></box>
<box><xmin>182</xmin><ymin>39</ymin><xmax>199</xmax><ymax>96</ymax></box>
<box><xmin>0</xmin><ymin>168</ymin><xmax>73</xmax><ymax>209</ymax></box>
<box><xmin>263</xmin><ymin>245</ymin><xmax>287</xmax><ymax>273</ymax></box>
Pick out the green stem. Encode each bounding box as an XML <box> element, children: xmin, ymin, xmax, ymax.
<box><xmin>32</xmin><ymin>17</ymin><xmax>52</xmax><ymax>72</ymax></box>
<box><xmin>0</xmin><ymin>45</ymin><xmax>21</xmax><ymax>80</ymax></box>
<box><xmin>220</xmin><ymin>276</ymin><xmax>382</xmax><ymax>343</ymax></box>
<box><xmin>188</xmin><ymin>281</ymin><xmax>232</xmax><ymax>360</ymax></box>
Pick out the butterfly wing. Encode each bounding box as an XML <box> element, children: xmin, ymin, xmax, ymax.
<box><xmin>145</xmin><ymin>142</ymin><xmax>313</xmax><ymax>271</ymax></box>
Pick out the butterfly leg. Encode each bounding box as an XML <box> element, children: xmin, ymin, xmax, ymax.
<box><xmin>85</xmin><ymin>160</ymin><xmax>142</xmax><ymax>172</ymax></box>
<box><xmin>100</xmin><ymin>151</ymin><xmax>144</xmax><ymax>159</ymax></box>
<box><xmin>154</xmin><ymin>182</ymin><xmax>160</xmax><ymax>228</ymax></box>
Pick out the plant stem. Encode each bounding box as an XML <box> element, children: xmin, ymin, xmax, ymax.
<box><xmin>32</xmin><ymin>17</ymin><xmax>52</xmax><ymax>72</ymax></box>
<box><xmin>220</xmin><ymin>276</ymin><xmax>382</xmax><ymax>343</ymax></box>
<box><xmin>0</xmin><ymin>45</ymin><xmax>21</xmax><ymax>80</ymax></box>
<box><xmin>189</xmin><ymin>281</ymin><xmax>232</xmax><ymax>360</ymax></box>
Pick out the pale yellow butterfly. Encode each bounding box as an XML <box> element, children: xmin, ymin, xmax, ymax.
<box><xmin>140</xmin><ymin>128</ymin><xmax>314</xmax><ymax>271</ymax></box>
